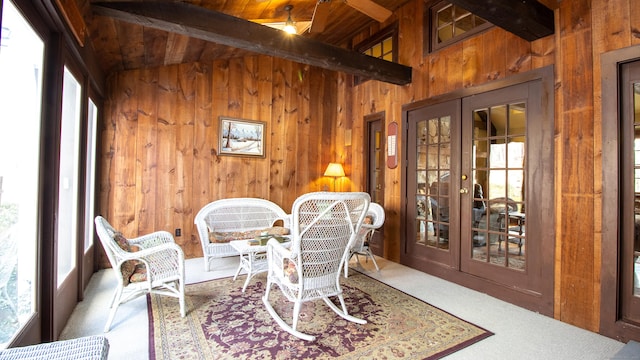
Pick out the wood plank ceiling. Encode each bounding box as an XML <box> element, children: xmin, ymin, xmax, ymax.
<box><xmin>85</xmin><ymin>0</ymin><xmax>413</xmax><ymax>76</ymax></box>
<box><xmin>81</xmin><ymin>0</ymin><xmax>554</xmax><ymax>83</ymax></box>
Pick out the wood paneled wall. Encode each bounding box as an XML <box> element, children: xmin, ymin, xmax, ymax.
<box><xmin>98</xmin><ymin>57</ymin><xmax>343</xmax><ymax>264</ymax></box>
<box><xmin>347</xmin><ymin>0</ymin><xmax>554</xmax><ymax>264</ymax></box>
<box><xmin>342</xmin><ymin>0</ymin><xmax>639</xmax><ymax>334</ymax></box>
<box><xmin>97</xmin><ymin>0</ymin><xmax>640</xmax><ymax>336</ymax></box>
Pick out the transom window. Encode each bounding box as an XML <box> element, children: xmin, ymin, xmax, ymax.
<box><xmin>426</xmin><ymin>1</ymin><xmax>492</xmax><ymax>53</ymax></box>
<box><xmin>362</xmin><ymin>35</ymin><xmax>394</xmax><ymax>62</ymax></box>
<box><xmin>354</xmin><ymin>24</ymin><xmax>397</xmax><ymax>85</ymax></box>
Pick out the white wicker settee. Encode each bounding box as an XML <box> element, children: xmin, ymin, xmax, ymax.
<box><xmin>194</xmin><ymin>198</ymin><xmax>290</xmax><ymax>271</ymax></box>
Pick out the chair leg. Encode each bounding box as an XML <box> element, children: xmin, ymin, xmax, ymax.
<box><xmin>178</xmin><ymin>279</ymin><xmax>186</xmax><ymax>317</ymax></box>
<box><xmin>322</xmin><ymin>295</ymin><xmax>367</xmax><ymax>325</ymax></box>
<box><xmin>262</xmin><ymin>290</ymin><xmax>315</xmax><ymax>341</ymax></box>
<box><xmin>104</xmin><ymin>286</ymin><xmax>123</xmax><ymax>332</ymax></box>
<box><xmin>204</xmin><ymin>255</ymin><xmax>214</xmax><ymax>272</ymax></box>
<box><xmin>366</xmin><ymin>249</ymin><xmax>380</xmax><ymax>271</ymax></box>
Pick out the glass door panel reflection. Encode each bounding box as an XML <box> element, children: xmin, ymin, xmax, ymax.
<box><xmin>471</xmin><ymin>103</ymin><xmax>526</xmax><ymax>271</ymax></box>
<box><xmin>416</xmin><ymin>116</ymin><xmax>451</xmax><ymax>250</ymax></box>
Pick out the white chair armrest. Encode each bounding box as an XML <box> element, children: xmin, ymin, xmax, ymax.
<box><xmin>127</xmin><ymin>230</ymin><xmax>175</xmax><ymax>249</ymax></box>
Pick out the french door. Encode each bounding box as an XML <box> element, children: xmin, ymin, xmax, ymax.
<box><xmin>365</xmin><ymin>113</ymin><xmax>385</xmax><ymax>256</ymax></box>
<box><xmin>404</xmin><ymin>76</ymin><xmax>554</xmax><ymax>308</ymax></box>
<box><xmin>621</xmin><ymin>59</ymin><xmax>640</xmax><ymax>325</ymax></box>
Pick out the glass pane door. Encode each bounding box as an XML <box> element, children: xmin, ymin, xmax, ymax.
<box><xmin>622</xmin><ymin>60</ymin><xmax>640</xmax><ymax>324</ymax></box>
<box><xmin>470</xmin><ymin>104</ymin><xmax>526</xmax><ymax>270</ymax></box>
<box><xmin>57</xmin><ymin>67</ymin><xmax>82</xmax><ymax>287</ymax></box>
<box><xmin>0</xmin><ymin>0</ymin><xmax>44</xmax><ymax>348</ymax></box>
<box><xmin>421</xmin><ymin>115</ymin><xmax>452</xmax><ymax>249</ymax></box>
<box><xmin>366</xmin><ymin>117</ymin><xmax>385</xmax><ymax>256</ymax></box>
<box><xmin>405</xmin><ymin>99</ymin><xmax>460</xmax><ymax>268</ymax></box>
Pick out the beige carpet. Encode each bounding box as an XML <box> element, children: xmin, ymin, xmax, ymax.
<box><xmin>148</xmin><ymin>271</ymin><xmax>492</xmax><ymax>359</ymax></box>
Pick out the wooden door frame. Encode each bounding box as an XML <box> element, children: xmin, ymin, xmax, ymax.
<box><xmin>364</xmin><ymin>112</ymin><xmax>385</xmax><ymax>256</ymax></box>
<box><xmin>601</xmin><ymin>44</ymin><xmax>640</xmax><ymax>342</ymax></box>
<box><xmin>401</xmin><ymin>65</ymin><xmax>555</xmax><ymax>316</ymax></box>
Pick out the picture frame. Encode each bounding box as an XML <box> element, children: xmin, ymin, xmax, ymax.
<box><xmin>218</xmin><ymin>117</ymin><xmax>266</xmax><ymax>158</ymax></box>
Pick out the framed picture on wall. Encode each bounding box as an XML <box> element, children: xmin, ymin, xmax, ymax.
<box><xmin>218</xmin><ymin>117</ymin><xmax>266</xmax><ymax>158</ymax></box>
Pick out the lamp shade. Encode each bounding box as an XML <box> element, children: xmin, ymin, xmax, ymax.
<box><xmin>324</xmin><ymin>163</ymin><xmax>345</xmax><ymax>177</ymax></box>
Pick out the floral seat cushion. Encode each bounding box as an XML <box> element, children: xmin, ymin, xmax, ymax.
<box><xmin>208</xmin><ymin>226</ymin><xmax>290</xmax><ymax>243</ymax></box>
<box><xmin>113</xmin><ymin>232</ymin><xmax>137</xmax><ymax>286</ymax></box>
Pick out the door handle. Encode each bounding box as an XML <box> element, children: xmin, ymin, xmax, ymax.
<box><xmin>460</xmin><ymin>188</ymin><xmax>469</xmax><ymax>194</ymax></box>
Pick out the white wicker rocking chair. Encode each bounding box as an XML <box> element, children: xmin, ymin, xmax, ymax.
<box><xmin>262</xmin><ymin>192</ymin><xmax>370</xmax><ymax>341</ymax></box>
<box><xmin>94</xmin><ymin>216</ymin><xmax>185</xmax><ymax>332</ymax></box>
<box><xmin>345</xmin><ymin>202</ymin><xmax>385</xmax><ymax>276</ymax></box>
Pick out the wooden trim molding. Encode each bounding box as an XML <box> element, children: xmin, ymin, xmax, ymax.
<box><xmin>600</xmin><ymin>44</ymin><xmax>640</xmax><ymax>342</ymax></box>
<box><xmin>55</xmin><ymin>0</ymin><xmax>86</xmax><ymax>46</ymax></box>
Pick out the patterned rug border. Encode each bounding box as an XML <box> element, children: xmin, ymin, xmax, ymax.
<box><xmin>148</xmin><ymin>269</ymin><xmax>493</xmax><ymax>360</ymax></box>
<box><xmin>345</xmin><ymin>269</ymin><xmax>494</xmax><ymax>359</ymax></box>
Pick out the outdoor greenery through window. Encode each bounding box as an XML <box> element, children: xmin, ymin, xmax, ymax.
<box><xmin>428</xmin><ymin>1</ymin><xmax>491</xmax><ymax>52</ymax></box>
<box><xmin>0</xmin><ymin>0</ymin><xmax>44</xmax><ymax>348</ymax></box>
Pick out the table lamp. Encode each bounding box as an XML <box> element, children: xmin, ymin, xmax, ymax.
<box><xmin>324</xmin><ymin>162</ymin><xmax>345</xmax><ymax>191</ymax></box>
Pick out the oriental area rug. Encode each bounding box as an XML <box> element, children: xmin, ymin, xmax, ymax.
<box><xmin>148</xmin><ymin>272</ymin><xmax>492</xmax><ymax>360</ymax></box>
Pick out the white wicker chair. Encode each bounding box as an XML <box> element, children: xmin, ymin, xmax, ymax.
<box><xmin>94</xmin><ymin>216</ymin><xmax>185</xmax><ymax>332</ymax></box>
<box><xmin>345</xmin><ymin>202</ymin><xmax>385</xmax><ymax>276</ymax></box>
<box><xmin>262</xmin><ymin>192</ymin><xmax>370</xmax><ymax>341</ymax></box>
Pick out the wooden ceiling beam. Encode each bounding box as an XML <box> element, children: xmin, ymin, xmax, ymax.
<box><xmin>448</xmin><ymin>0</ymin><xmax>554</xmax><ymax>41</ymax></box>
<box><xmin>92</xmin><ymin>1</ymin><xmax>412</xmax><ymax>85</ymax></box>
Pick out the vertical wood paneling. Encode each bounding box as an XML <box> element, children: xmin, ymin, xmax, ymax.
<box><xmin>308</xmin><ymin>68</ymin><xmax>325</xmax><ymax>192</ymax></box>
<box><xmin>462</xmin><ymin>35</ymin><xmax>484</xmax><ymax>88</ymax></box>
<box><xmin>212</xmin><ymin>60</ymin><xmax>229</xmax><ymax>201</ymax></box>
<box><xmin>257</xmin><ymin>56</ymin><xmax>274</xmax><ymax>198</ymax></box>
<box><xmin>632</xmin><ymin>0</ymin><xmax>640</xmax><ymax>46</ymax></box>
<box><xmin>297</xmin><ymin>65</ymin><xmax>311</xmax><ymax>198</ymax></box>
<box><xmin>225</xmin><ymin>58</ymin><xmax>245</xmax><ymax>196</ymax></box>
<box><xmin>241</xmin><ymin>56</ymin><xmax>261</xmax><ymax>197</ymax></box>
<box><xmin>531</xmin><ymin>35</ymin><xmax>555</xmax><ymax>69</ymax></box>
<box><xmin>269</xmin><ymin>58</ymin><xmax>286</xmax><ymax>206</ymax></box>
<box><xmin>135</xmin><ymin>68</ymin><xmax>158</xmax><ymax>236</ymax></box>
<box><xmin>481</xmin><ymin>29</ymin><xmax>507</xmax><ymax>82</ymax></box>
<box><xmin>112</xmin><ymin>70</ymin><xmax>139</xmax><ymax>236</ymax></box>
<box><xmin>174</xmin><ymin>63</ymin><xmax>196</xmax><ymax>255</ymax></box>
<box><xmin>283</xmin><ymin>60</ymin><xmax>299</xmax><ymax>207</ymax></box>
<box><xmin>191</xmin><ymin>62</ymin><xmax>212</xmax><ymax>250</ymax></box>
<box><xmin>505</xmin><ymin>32</ymin><xmax>532</xmax><ymax>76</ymax></box>
<box><xmin>156</xmin><ymin>66</ymin><xmax>178</xmax><ymax>233</ymax></box>
<box><xmin>427</xmin><ymin>42</ymin><xmax>463</xmax><ymax>97</ymax></box>
<box><xmin>557</xmin><ymin>0</ymin><xmax>596</xmax><ymax>330</ymax></box>
<box><xmin>321</xmin><ymin>69</ymin><xmax>337</xmax><ymax>191</ymax></box>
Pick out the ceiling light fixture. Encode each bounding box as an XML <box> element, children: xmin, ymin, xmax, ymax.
<box><xmin>283</xmin><ymin>5</ymin><xmax>297</xmax><ymax>34</ymax></box>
